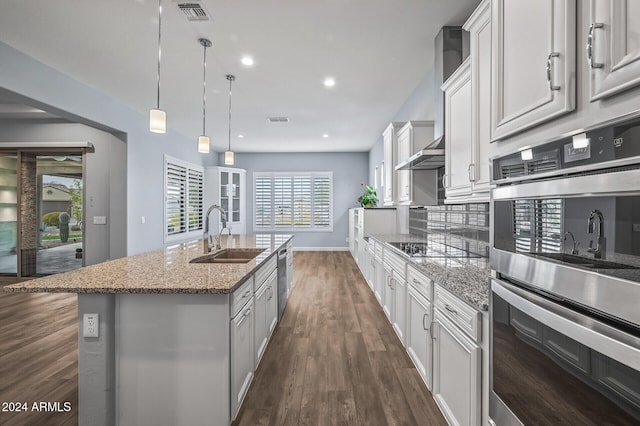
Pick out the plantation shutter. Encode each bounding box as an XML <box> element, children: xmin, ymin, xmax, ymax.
<box><xmin>254</xmin><ymin>172</ymin><xmax>332</xmax><ymax>231</ymax></box>
<box><xmin>274</xmin><ymin>176</ymin><xmax>292</xmax><ymax>227</ymax></box>
<box><xmin>187</xmin><ymin>168</ymin><xmax>204</xmax><ymax>231</ymax></box>
<box><xmin>313</xmin><ymin>175</ymin><xmax>331</xmax><ymax>227</ymax></box>
<box><xmin>164</xmin><ymin>156</ymin><xmax>204</xmax><ymax>241</ymax></box>
<box><xmin>513</xmin><ymin>199</ymin><xmax>562</xmax><ymax>253</ymax></box>
<box><xmin>255</xmin><ymin>175</ymin><xmax>272</xmax><ymax>228</ymax></box>
<box><xmin>293</xmin><ymin>176</ymin><xmax>311</xmax><ymax>227</ymax></box>
<box><xmin>166</xmin><ymin>162</ymin><xmax>187</xmax><ymax>236</ymax></box>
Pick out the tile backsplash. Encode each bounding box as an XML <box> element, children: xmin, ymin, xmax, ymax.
<box><xmin>410</xmin><ymin>203</ymin><xmax>490</xmax><ymax>258</ymax></box>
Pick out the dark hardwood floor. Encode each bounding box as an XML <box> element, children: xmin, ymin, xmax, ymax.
<box><xmin>0</xmin><ymin>279</ymin><xmax>78</xmax><ymax>426</ymax></box>
<box><xmin>233</xmin><ymin>251</ymin><xmax>446</xmax><ymax>426</ymax></box>
<box><xmin>0</xmin><ymin>252</ymin><xmax>445</xmax><ymax>425</ymax></box>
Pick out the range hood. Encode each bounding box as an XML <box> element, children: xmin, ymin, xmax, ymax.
<box><xmin>396</xmin><ymin>27</ymin><xmax>466</xmax><ymax>171</ymax></box>
<box><xmin>396</xmin><ymin>136</ymin><xmax>445</xmax><ymax>170</ymax></box>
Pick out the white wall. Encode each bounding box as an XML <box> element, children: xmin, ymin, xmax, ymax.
<box><xmin>0</xmin><ymin>122</ymin><xmax>127</xmax><ymax>264</ymax></box>
<box><xmin>0</xmin><ymin>41</ymin><xmax>211</xmax><ymax>255</ymax></box>
<box><xmin>226</xmin><ymin>152</ymin><xmax>368</xmax><ymax>249</ymax></box>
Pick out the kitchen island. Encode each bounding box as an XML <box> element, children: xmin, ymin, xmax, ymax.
<box><xmin>4</xmin><ymin>234</ymin><xmax>293</xmax><ymax>426</ymax></box>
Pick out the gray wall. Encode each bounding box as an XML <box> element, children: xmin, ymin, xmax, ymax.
<box><xmin>227</xmin><ymin>152</ymin><xmax>369</xmax><ymax>249</ymax></box>
<box><xmin>0</xmin><ymin>41</ymin><xmax>211</xmax><ymax>255</ymax></box>
<box><xmin>0</xmin><ymin>122</ymin><xmax>127</xmax><ymax>264</ymax></box>
<box><xmin>368</xmin><ymin>70</ymin><xmax>437</xmax><ymax>189</ymax></box>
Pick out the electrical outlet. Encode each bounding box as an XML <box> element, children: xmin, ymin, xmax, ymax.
<box><xmin>83</xmin><ymin>313</ymin><xmax>99</xmax><ymax>338</ymax></box>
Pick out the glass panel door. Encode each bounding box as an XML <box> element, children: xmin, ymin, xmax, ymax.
<box><xmin>0</xmin><ymin>154</ymin><xmax>18</xmax><ymax>275</ymax></box>
<box><xmin>33</xmin><ymin>154</ymin><xmax>84</xmax><ymax>276</ymax></box>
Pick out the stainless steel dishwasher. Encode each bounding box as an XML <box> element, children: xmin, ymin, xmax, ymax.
<box><xmin>277</xmin><ymin>247</ymin><xmax>288</xmax><ymax>321</ymax></box>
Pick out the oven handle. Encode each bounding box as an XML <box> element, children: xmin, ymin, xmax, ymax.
<box><xmin>492</xmin><ymin>278</ymin><xmax>640</xmax><ymax>371</ymax></box>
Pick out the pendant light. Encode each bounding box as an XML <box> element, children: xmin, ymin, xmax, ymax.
<box><xmin>149</xmin><ymin>0</ymin><xmax>166</xmax><ymax>133</ymax></box>
<box><xmin>197</xmin><ymin>38</ymin><xmax>212</xmax><ymax>153</ymax></box>
<box><xmin>224</xmin><ymin>74</ymin><xmax>236</xmax><ymax>165</ymax></box>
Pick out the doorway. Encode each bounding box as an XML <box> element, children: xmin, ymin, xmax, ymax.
<box><xmin>0</xmin><ymin>149</ymin><xmax>86</xmax><ymax>277</ymax></box>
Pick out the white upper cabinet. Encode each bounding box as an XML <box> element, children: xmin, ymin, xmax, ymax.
<box><xmin>442</xmin><ymin>58</ymin><xmax>473</xmax><ymax>199</ymax></box>
<box><xmin>587</xmin><ymin>0</ymin><xmax>640</xmax><ymax>101</ymax></box>
<box><xmin>465</xmin><ymin>0</ymin><xmax>492</xmax><ymax>199</ymax></box>
<box><xmin>396</xmin><ymin>121</ymin><xmax>436</xmax><ymax>205</ymax></box>
<box><xmin>491</xmin><ymin>0</ymin><xmax>576</xmax><ymax>141</ymax></box>
<box><xmin>383</xmin><ymin>122</ymin><xmax>405</xmax><ymax>206</ymax></box>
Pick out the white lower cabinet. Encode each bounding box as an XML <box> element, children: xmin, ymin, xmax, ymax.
<box><xmin>254</xmin><ymin>269</ymin><xmax>278</xmax><ymax>366</ymax></box>
<box><xmin>433</xmin><ymin>309</ymin><xmax>481</xmax><ymax>426</ymax></box>
<box><xmin>230</xmin><ymin>297</ymin><xmax>254</xmax><ymax>420</ymax></box>
<box><xmin>406</xmin><ymin>287</ymin><xmax>433</xmax><ymax>390</ymax></box>
<box><xmin>383</xmin><ymin>266</ymin><xmax>394</xmax><ymax>321</ymax></box>
<box><xmin>392</xmin><ymin>273</ymin><xmax>407</xmax><ymax>344</ymax></box>
<box><xmin>374</xmin><ymin>254</ymin><xmax>384</xmax><ymax>305</ymax></box>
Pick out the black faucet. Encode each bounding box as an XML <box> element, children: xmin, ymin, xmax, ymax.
<box><xmin>587</xmin><ymin>209</ymin><xmax>606</xmax><ymax>259</ymax></box>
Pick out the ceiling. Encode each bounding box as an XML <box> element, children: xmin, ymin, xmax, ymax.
<box><xmin>0</xmin><ymin>0</ymin><xmax>479</xmax><ymax>153</ymax></box>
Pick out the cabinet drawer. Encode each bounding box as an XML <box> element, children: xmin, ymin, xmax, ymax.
<box><xmin>254</xmin><ymin>255</ymin><xmax>277</xmax><ymax>290</ymax></box>
<box><xmin>407</xmin><ymin>265</ymin><xmax>433</xmax><ymax>302</ymax></box>
<box><xmin>232</xmin><ymin>278</ymin><xmax>254</xmax><ymax>317</ymax></box>
<box><xmin>385</xmin><ymin>248</ymin><xmax>406</xmax><ymax>278</ymax></box>
<box><xmin>434</xmin><ymin>285</ymin><xmax>481</xmax><ymax>342</ymax></box>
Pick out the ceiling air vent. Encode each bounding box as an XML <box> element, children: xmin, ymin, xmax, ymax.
<box><xmin>267</xmin><ymin>117</ymin><xmax>290</xmax><ymax>123</ymax></box>
<box><xmin>175</xmin><ymin>2</ymin><xmax>210</xmax><ymax>21</ymax></box>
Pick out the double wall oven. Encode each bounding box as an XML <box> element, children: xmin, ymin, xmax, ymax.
<box><xmin>490</xmin><ymin>117</ymin><xmax>640</xmax><ymax>425</ymax></box>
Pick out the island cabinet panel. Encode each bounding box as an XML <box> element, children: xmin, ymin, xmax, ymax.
<box><xmin>254</xmin><ymin>268</ymin><xmax>278</xmax><ymax>367</ymax></box>
<box><xmin>116</xmin><ymin>294</ymin><xmax>231</xmax><ymax>426</ymax></box>
<box><xmin>231</xmin><ymin>297</ymin><xmax>255</xmax><ymax>420</ymax></box>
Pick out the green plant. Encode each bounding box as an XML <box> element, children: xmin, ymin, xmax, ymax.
<box><xmin>42</xmin><ymin>211</ymin><xmax>61</xmax><ymax>227</ymax></box>
<box><xmin>357</xmin><ymin>184</ymin><xmax>378</xmax><ymax>207</ymax></box>
<box><xmin>59</xmin><ymin>212</ymin><xmax>70</xmax><ymax>243</ymax></box>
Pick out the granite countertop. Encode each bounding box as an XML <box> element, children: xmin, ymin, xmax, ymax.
<box><xmin>368</xmin><ymin>233</ymin><xmax>490</xmax><ymax>311</ymax></box>
<box><xmin>3</xmin><ymin>234</ymin><xmax>292</xmax><ymax>295</ymax></box>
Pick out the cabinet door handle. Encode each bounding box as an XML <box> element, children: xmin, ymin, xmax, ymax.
<box><xmin>468</xmin><ymin>163</ymin><xmax>476</xmax><ymax>182</ymax></box>
<box><xmin>587</xmin><ymin>23</ymin><xmax>604</xmax><ymax>69</ymax></box>
<box><xmin>441</xmin><ymin>173</ymin><xmax>447</xmax><ymax>189</ymax></box>
<box><xmin>405</xmin><ymin>185</ymin><xmax>409</xmax><ymax>196</ymax></box>
<box><xmin>412</xmin><ymin>278</ymin><xmax>421</xmax><ymax>285</ymax></box>
<box><xmin>444</xmin><ymin>303</ymin><xmax>458</xmax><ymax>316</ymax></box>
<box><xmin>242</xmin><ymin>290</ymin><xmax>251</xmax><ymax>299</ymax></box>
<box><xmin>546</xmin><ymin>52</ymin><xmax>561</xmax><ymax>91</ymax></box>
<box><xmin>422</xmin><ymin>313</ymin><xmax>429</xmax><ymax>330</ymax></box>
<box><xmin>430</xmin><ymin>321</ymin><xmax>436</xmax><ymax>340</ymax></box>
<box><xmin>243</xmin><ymin>308</ymin><xmax>251</xmax><ymax>317</ymax></box>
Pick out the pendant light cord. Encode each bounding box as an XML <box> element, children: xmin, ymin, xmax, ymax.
<box><xmin>227</xmin><ymin>75</ymin><xmax>235</xmax><ymax>152</ymax></box>
<box><xmin>202</xmin><ymin>43</ymin><xmax>207</xmax><ymax>135</ymax></box>
<box><xmin>156</xmin><ymin>0</ymin><xmax>162</xmax><ymax>109</ymax></box>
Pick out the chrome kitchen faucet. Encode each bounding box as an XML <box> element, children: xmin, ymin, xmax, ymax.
<box><xmin>203</xmin><ymin>204</ymin><xmax>228</xmax><ymax>253</ymax></box>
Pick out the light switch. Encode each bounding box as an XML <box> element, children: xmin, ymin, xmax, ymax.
<box><xmin>93</xmin><ymin>216</ymin><xmax>107</xmax><ymax>225</ymax></box>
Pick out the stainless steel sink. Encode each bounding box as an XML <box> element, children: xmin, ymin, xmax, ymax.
<box><xmin>532</xmin><ymin>252</ymin><xmax>640</xmax><ymax>270</ymax></box>
<box><xmin>190</xmin><ymin>248</ymin><xmax>265</xmax><ymax>264</ymax></box>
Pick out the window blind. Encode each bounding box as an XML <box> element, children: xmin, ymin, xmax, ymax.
<box><xmin>165</xmin><ymin>156</ymin><xmax>204</xmax><ymax>241</ymax></box>
<box><xmin>254</xmin><ymin>172</ymin><xmax>333</xmax><ymax>231</ymax></box>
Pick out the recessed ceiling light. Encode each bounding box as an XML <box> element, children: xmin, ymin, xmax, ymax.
<box><xmin>241</xmin><ymin>56</ymin><xmax>254</xmax><ymax>66</ymax></box>
<box><xmin>322</xmin><ymin>133</ymin><xmax>329</xmax><ymax>138</ymax></box>
<box><xmin>238</xmin><ymin>134</ymin><xmax>244</xmax><ymax>138</ymax></box>
<box><xmin>323</xmin><ymin>77</ymin><xmax>336</xmax><ymax>87</ymax></box>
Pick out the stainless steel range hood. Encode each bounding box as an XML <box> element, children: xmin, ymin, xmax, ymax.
<box><xmin>396</xmin><ymin>136</ymin><xmax>445</xmax><ymax>170</ymax></box>
<box><xmin>396</xmin><ymin>27</ymin><xmax>466</xmax><ymax>171</ymax></box>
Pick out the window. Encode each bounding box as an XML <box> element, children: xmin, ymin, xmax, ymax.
<box><xmin>254</xmin><ymin>172</ymin><xmax>333</xmax><ymax>231</ymax></box>
<box><xmin>164</xmin><ymin>155</ymin><xmax>204</xmax><ymax>242</ymax></box>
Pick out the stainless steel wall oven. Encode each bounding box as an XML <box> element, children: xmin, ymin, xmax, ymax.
<box><xmin>490</xmin><ymin>116</ymin><xmax>640</xmax><ymax>425</ymax></box>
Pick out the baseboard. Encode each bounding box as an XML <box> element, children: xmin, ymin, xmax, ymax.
<box><xmin>292</xmin><ymin>247</ymin><xmax>349</xmax><ymax>252</ymax></box>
